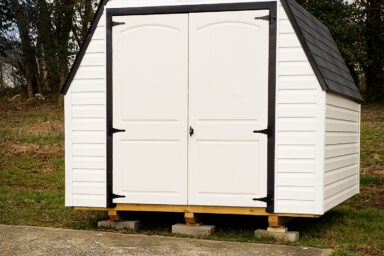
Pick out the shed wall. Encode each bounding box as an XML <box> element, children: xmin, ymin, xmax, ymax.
<box><xmin>274</xmin><ymin>1</ymin><xmax>325</xmax><ymax>215</ymax></box>
<box><xmin>323</xmin><ymin>93</ymin><xmax>360</xmax><ymax>212</ymax></box>
<box><xmin>65</xmin><ymin>0</ymin><xmax>356</xmax><ymax>215</ymax></box>
<box><xmin>65</xmin><ymin>14</ymin><xmax>107</xmax><ymax>207</ymax></box>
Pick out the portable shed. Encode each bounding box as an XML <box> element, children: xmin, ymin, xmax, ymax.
<box><xmin>62</xmin><ymin>0</ymin><xmax>362</xmax><ymax>219</ymax></box>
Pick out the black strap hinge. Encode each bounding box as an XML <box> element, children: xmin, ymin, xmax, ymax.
<box><xmin>112</xmin><ymin>21</ymin><xmax>125</xmax><ymax>27</ymax></box>
<box><xmin>112</xmin><ymin>193</ymin><xmax>125</xmax><ymax>199</ymax></box>
<box><xmin>112</xmin><ymin>128</ymin><xmax>126</xmax><ymax>134</ymax></box>
<box><xmin>253</xmin><ymin>127</ymin><xmax>273</xmax><ymax>137</ymax></box>
<box><xmin>254</xmin><ymin>15</ymin><xmax>269</xmax><ymax>21</ymax></box>
<box><xmin>270</xmin><ymin>15</ymin><xmax>276</xmax><ymax>24</ymax></box>
<box><xmin>253</xmin><ymin>194</ymin><xmax>273</xmax><ymax>203</ymax></box>
<box><xmin>254</xmin><ymin>14</ymin><xmax>276</xmax><ymax>24</ymax></box>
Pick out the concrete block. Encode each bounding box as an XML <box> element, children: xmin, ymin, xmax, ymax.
<box><xmin>267</xmin><ymin>226</ymin><xmax>288</xmax><ymax>233</ymax></box>
<box><xmin>172</xmin><ymin>223</ymin><xmax>215</xmax><ymax>236</ymax></box>
<box><xmin>98</xmin><ymin>220</ymin><xmax>141</xmax><ymax>231</ymax></box>
<box><xmin>254</xmin><ymin>229</ymin><xmax>299</xmax><ymax>242</ymax></box>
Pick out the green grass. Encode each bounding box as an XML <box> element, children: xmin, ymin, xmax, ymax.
<box><xmin>0</xmin><ymin>104</ymin><xmax>107</xmax><ymax>230</ymax></box>
<box><xmin>360</xmin><ymin>175</ymin><xmax>384</xmax><ymax>185</ymax></box>
<box><xmin>0</xmin><ymin>189</ymin><xmax>106</xmax><ymax>229</ymax></box>
<box><xmin>0</xmin><ymin>102</ymin><xmax>383</xmax><ymax>256</ymax></box>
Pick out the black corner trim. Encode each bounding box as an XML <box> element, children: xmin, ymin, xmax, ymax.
<box><xmin>267</xmin><ymin>2</ymin><xmax>277</xmax><ymax>213</ymax></box>
<box><xmin>106</xmin><ymin>8</ymin><xmax>113</xmax><ymax>208</ymax></box>
<box><xmin>106</xmin><ymin>2</ymin><xmax>277</xmax><ymax>212</ymax></box>
<box><xmin>60</xmin><ymin>0</ymin><xmax>109</xmax><ymax>95</ymax></box>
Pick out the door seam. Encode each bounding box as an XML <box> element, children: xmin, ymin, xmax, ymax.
<box><xmin>186</xmin><ymin>13</ymin><xmax>190</xmax><ymax>206</ymax></box>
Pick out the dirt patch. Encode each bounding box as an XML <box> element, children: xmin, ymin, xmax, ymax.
<box><xmin>10</xmin><ymin>120</ymin><xmax>64</xmax><ymax>136</ymax></box>
<box><xmin>361</xmin><ymin>167</ymin><xmax>371</xmax><ymax>176</ymax></box>
<box><xmin>8</xmin><ymin>142</ymin><xmax>40</xmax><ymax>153</ymax></box>
<box><xmin>374</xmin><ymin>170</ymin><xmax>384</xmax><ymax>177</ymax></box>
<box><xmin>349</xmin><ymin>185</ymin><xmax>384</xmax><ymax>209</ymax></box>
<box><xmin>28</xmin><ymin>120</ymin><xmax>64</xmax><ymax>134</ymax></box>
<box><xmin>361</xmin><ymin>105</ymin><xmax>384</xmax><ymax>123</ymax></box>
<box><xmin>356</xmin><ymin>244</ymin><xmax>384</xmax><ymax>256</ymax></box>
<box><xmin>4</xmin><ymin>142</ymin><xmax>63</xmax><ymax>157</ymax></box>
<box><xmin>36</xmin><ymin>144</ymin><xmax>63</xmax><ymax>157</ymax></box>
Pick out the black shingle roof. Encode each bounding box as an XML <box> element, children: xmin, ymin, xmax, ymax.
<box><xmin>281</xmin><ymin>0</ymin><xmax>363</xmax><ymax>102</ymax></box>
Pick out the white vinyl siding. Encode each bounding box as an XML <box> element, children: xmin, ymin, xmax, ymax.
<box><xmin>323</xmin><ymin>93</ymin><xmax>360</xmax><ymax>212</ymax></box>
<box><xmin>274</xmin><ymin>1</ymin><xmax>325</xmax><ymax>215</ymax></box>
<box><xmin>64</xmin><ymin>14</ymin><xmax>107</xmax><ymax>207</ymax></box>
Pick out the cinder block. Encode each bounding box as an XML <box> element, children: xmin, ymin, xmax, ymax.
<box><xmin>98</xmin><ymin>220</ymin><xmax>141</xmax><ymax>231</ymax></box>
<box><xmin>267</xmin><ymin>226</ymin><xmax>288</xmax><ymax>233</ymax></box>
<box><xmin>254</xmin><ymin>229</ymin><xmax>299</xmax><ymax>242</ymax></box>
<box><xmin>172</xmin><ymin>223</ymin><xmax>215</xmax><ymax>236</ymax></box>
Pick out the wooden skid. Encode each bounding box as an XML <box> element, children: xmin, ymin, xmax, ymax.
<box><xmin>108</xmin><ymin>210</ymin><xmax>123</xmax><ymax>221</ymax></box>
<box><xmin>268</xmin><ymin>216</ymin><xmax>294</xmax><ymax>228</ymax></box>
<box><xmin>74</xmin><ymin>204</ymin><xmax>320</xmax><ymax>218</ymax></box>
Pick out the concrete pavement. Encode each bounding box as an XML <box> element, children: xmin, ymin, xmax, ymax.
<box><xmin>0</xmin><ymin>224</ymin><xmax>332</xmax><ymax>256</ymax></box>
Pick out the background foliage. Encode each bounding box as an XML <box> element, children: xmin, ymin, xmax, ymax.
<box><xmin>297</xmin><ymin>0</ymin><xmax>384</xmax><ymax>103</ymax></box>
<box><xmin>0</xmin><ymin>0</ymin><xmax>383</xmax><ymax>103</ymax></box>
<box><xmin>0</xmin><ymin>0</ymin><xmax>97</xmax><ymax>105</ymax></box>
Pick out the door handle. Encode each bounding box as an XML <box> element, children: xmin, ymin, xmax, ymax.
<box><xmin>189</xmin><ymin>126</ymin><xmax>194</xmax><ymax>137</ymax></box>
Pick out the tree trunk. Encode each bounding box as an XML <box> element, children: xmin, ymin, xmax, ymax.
<box><xmin>25</xmin><ymin>62</ymin><xmax>34</xmax><ymax>98</ymax></box>
<box><xmin>0</xmin><ymin>62</ymin><xmax>4</xmax><ymax>94</ymax></box>
<box><xmin>365</xmin><ymin>0</ymin><xmax>384</xmax><ymax>103</ymax></box>
<box><xmin>35</xmin><ymin>74</ymin><xmax>42</xmax><ymax>95</ymax></box>
<box><xmin>10</xmin><ymin>0</ymin><xmax>41</xmax><ymax>98</ymax></box>
<box><xmin>24</xmin><ymin>58</ymin><xmax>41</xmax><ymax>98</ymax></box>
<box><xmin>37</xmin><ymin>57</ymin><xmax>47</xmax><ymax>94</ymax></box>
<box><xmin>54</xmin><ymin>0</ymin><xmax>76</xmax><ymax>106</ymax></box>
<box><xmin>57</xmin><ymin>69</ymin><xmax>66</xmax><ymax>107</ymax></box>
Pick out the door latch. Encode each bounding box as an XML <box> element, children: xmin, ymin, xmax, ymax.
<box><xmin>189</xmin><ymin>126</ymin><xmax>194</xmax><ymax>137</ymax></box>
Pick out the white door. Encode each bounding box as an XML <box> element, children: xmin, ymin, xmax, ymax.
<box><xmin>188</xmin><ymin>10</ymin><xmax>270</xmax><ymax>207</ymax></box>
<box><xmin>112</xmin><ymin>14</ymin><xmax>189</xmax><ymax>205</ymax></box>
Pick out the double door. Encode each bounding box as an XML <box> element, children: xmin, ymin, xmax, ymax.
<box><xmin>112</xmin><ymin>10</ymin><xmax>269</xmax><ymax>207</ymax></box>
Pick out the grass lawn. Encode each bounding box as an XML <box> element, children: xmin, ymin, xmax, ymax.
<box><xmin>0</xmin><ymin>102</ymin><xmax>383</xmax><ymax>256</ymax></box>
